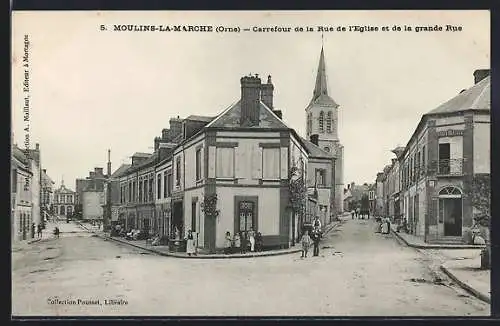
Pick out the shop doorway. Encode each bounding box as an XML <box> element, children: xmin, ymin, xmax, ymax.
<box><xmin>439</xmin><ymin>186</ymin><xmax>463</xmax><ymax>237</ymax></box>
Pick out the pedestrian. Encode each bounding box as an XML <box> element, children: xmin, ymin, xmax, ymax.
<box><xmin>185</xmin><ymin>229</ymin><xmax>196</xmax><ymax>256</ymax></box>
<box><xmin>248</xmin><ymin>227</ymin><xmax>256</xmax><ymax>252</ymax></box>
<box><xmin>234</xmin><ymin>232</ymin><xmax>242</xmax><ymax>254</ymax></box>
<box><xmin>31</xmin><ymin>223</ymin><xmax>36</xmax><ymax>239</ymax></box>
<box><xmin>300</xmin><ymin>230</ymin><xmax>311</xmax><ymax>258</ymax></box>
<box><xmin>311</xmin><ymin>230</ymin><xmax>321</xmax><ymax>256</ymax></box>
<box><xmin>54</xmin><ymin>227</ymin><xmax>60</xmax><ymax>238</ymax></box>
<box><xmin>255</xmin><ymin>232</ymin><xmax>263</xmax><ymax>252</ymax></box>
<box><xmin>351</xmin><ymin>210</ymin><xmax>355</xmax><ymax>219</ymax></box>
<box><xmin>37</xmin><ymin>224</ymin><xmax>42</xmax><ymax>238</ymax></box>
<box><xmin>355</xmin><ymin>208</ymin><xmax>358</xmax><ymax>219</ymax></box>
<box><xmin>224</xmin><ymin>231</ymin><xmax>232</xmax><ymax>254</ymax></box>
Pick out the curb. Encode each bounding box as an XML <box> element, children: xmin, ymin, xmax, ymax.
<box><xmin>440</xmin><ymin>264</ymin><xmax>491</xmax><ymax>304</ymax></box>
<box><xmin>79</xmin><ymin>223</ymin><xmax>302</xmax><ymax>259</ymax></box>
<box><xmin>27</xmin><ymin>238</ymin><xmax>41</xmax><ymax>244</ymax></box>
<box><xmin>390</xmin><ymin>229</ymin><xmax>486</xmax><ymax>250</ymax></box>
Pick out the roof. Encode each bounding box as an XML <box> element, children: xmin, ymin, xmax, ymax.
<box><xmin>426</xmin><ymin>75</ymin><xmax>490</xmax><ymax>115</ymax></box>
<box><xmin>132</xmin><ymin>152</ymin><xmax>152</xmax><ymax>158</ymax></box>
<box><xmin>12</xmin><ymin>145</ymin><xmax>28</xmax><ymax>164</ymax></box>
<box><xmin>299</xmin><ymin>137</ymin><xmax>333</xmax><ymax>159</ymax></box>
<box><xmin>55</xmin><ymin>184</ymin><xmax>75</xmax><ymax>193</ymax></box>
<box><xmin>41</xmin><ymin>170</ymin><xmax>55</xmax><ymax>185</ymax></box>
<box><xmin>110</xmin><ymin>164</ymin><xmax>131</xmax><ymax>178</ymax></box>
<box><xmin>399</xmin><ymin>73</ymin><xmax>491</xmax><ymax>160</ymax></box>
<box><xmin>206</xmin><ymin>100</ymin><xmax>289</xmax><ymax>129</ymax></box>
<box><xmin>186</xmin><ymin>115</ymin><xmax>214</xmax><ymax>122</ymax></box>
<box><xmin>309</xmin><ymin>46</ymin><xmax>339</xmax><ymax>108</ymax></box>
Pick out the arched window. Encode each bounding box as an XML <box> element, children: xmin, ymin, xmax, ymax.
<box><xmin>308</xmin><ymin>113</ymin><xmax>313</xmax><ymax>134</ymax></box>
<box><xmin>319</xmin><ymin>111</ymin><xmax>324</xmax><ymax>132</ymax></box>
<box><xmin>439</xmin><ymin>186</ymin><xmax>462</xmax><ymax>196</ymax></box>
<box><xmin>306</xmin><ymin>113</ymin><xmax>311</xmax><ymax>135</ymax></box>
<box><xmin>326</xmin><ymin>111</ymin><xmax>332</xmax><ymax>133</ymax></box>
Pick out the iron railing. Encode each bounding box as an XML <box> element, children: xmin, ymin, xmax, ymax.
<box><xmin>428</xmin><ymin>158</ymin><xmax>464</xmax><ymax>176</ymax></box>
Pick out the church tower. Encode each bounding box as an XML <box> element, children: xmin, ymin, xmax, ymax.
<box><xmin>305</xmin><ymin>45</ymin><xmax>345</xmax><ymax>215</ymax></box>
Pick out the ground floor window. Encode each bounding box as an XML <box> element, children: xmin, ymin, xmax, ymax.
<box><xmin>238</xmin><ymin>201</ymin><xmax>255</xmax><ymax>234</ymax></box>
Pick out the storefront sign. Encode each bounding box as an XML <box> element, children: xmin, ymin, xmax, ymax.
<box><xmin>437</xmin><ymin>129</ymin><xmax>464</xmax><ymax>137</ymax></box>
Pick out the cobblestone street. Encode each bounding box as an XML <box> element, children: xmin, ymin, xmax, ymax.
<box><xmin>12</xmin><ymin>219</ymin><xmax>489</xmax><ymax>316</ymax></box>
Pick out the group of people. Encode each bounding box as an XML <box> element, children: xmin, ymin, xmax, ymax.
<box><xmin>224</xmin><ymin>228</ymin><xmax>263</xmax><ymax>254</ymax></box>
<box><xmin>300</xmin><ymin>229</ymin><xmax>321</xmax><ymax>258</ymax></box>
<box><xmin>375</xmin><ymin>217</ymin><xmax>391</xmax><ymax>234</ymax></box>
<box><xmin>31</xmin><ymin>223</ymin><xmax>44</xmax><ymax>239</ymax></box>
<box><xmin>351</xmin><ymin>208</ymin><xmax>369</xmax><ymax>220</ymax></box>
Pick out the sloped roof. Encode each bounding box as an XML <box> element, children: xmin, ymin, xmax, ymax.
<box><xmin>207</xmin><ymin>100</ymin><xmax>289</xmax><ymax>129</ymax></box>
<box><xmin>426</xmin><ymin>75</ymin><xmax>490</xmax><ymax>115</ymax></box>
<box><xmin>12</xmin><ymin>145</ymin><xmax>28</xmax><ymax>164</ymax></box>
<box><xmin>132</xmin><ymin>152</ymin><xmax>152</xmax><ymax>158</ymax></box>
<box><xmin>308</xmin><ymin>46</ymin><xmax>339</xmax><ymax>108</ymax></box>
<box><xmin>41</xmin><ymin>170</ymin><xmax>55</xmax><ymax>185</ymax></box>
<box><xmin>111</xmin><ymin>164</ymin><xmax>131</xmax><ymax>178</ymax></box>
<box><xmin>299</xmin><ymin>137</ymin><xmax>332</xmax><ymax>159</ymax></box>
<box><xmin>55</xmin><ymin>184</ymin><xmax>75</xmax><ymax>193</ymax></box>
<box><xmin>186</xmin><ymin>115</ymin><xmax>214</xmax><ymax>122</ymax></box>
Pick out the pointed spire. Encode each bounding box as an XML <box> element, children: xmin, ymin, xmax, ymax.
<box><xmin>312</xmin><ymin>45</ymin><xmax>328</xmax><ymax>101</ymax></box>
<box><xmin>61</xmin><ymin>175</ymin><xmax>64</xmax><ymax>187</ymax></box>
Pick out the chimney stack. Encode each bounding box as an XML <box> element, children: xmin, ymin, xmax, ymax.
<box><xmin>261</xmin><ymin>75</ymin><xmax>274</xmax><ymax>110</ymax></box>
<box><xmin>240</xmin><ymin>75</ymin><xmax>262</xmax><ymax>126</ymax></box>
<box><xmin>473</xmin><ymin>69</ymin><xmax>490</xmax><ymax>84</ymax></box>
<box><xmin>310</xmin><ymin>134</ymin><xmax>319</xmax><ymax>146</ymax></box>
<box><xmin>154</xmin><ymin>137</ymin><xmax>161</xmax><ymax>151</ymax></box>
<box><xmin>273</xmin><ymin>110</ymin><xmax>282</xmax><ymax>119</ymax></box>
<box><xmin>42</xmin><ymin>169</ymin><xmax>46</xmax><ymax>174</ymax></box>
<box><xmin>89</xmin><ymin>171</ymin><xmax>95</xmax><ymax>179</ymax></box>
<box><xmin>169</xmin><ymin>118</ymin><xmax>183</xmax><ymax>138</ymax></box>
<box><xmin>95</xmin><ymin>167</ymin><xmax>104</xmax><ymax>177</ymax></box>
<box><xmin>161</xmin><ymin>129</ymin><xmax>170</xmax><ymax>140</ymax></box>
<box><xmin>35</xmin><ymin>143</ymin><xmax>39</xmax><ymax>150</ymax></box>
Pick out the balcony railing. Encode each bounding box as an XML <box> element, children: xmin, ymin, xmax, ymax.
<box><xmin>428</xmin><ymin>159</ymin><xmax>464</xmax><ymax>176</ymax></box>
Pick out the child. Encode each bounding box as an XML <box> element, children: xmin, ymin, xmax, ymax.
<box><xmin>300</xmin><ymin>230</ymin><xmax>311</xmax><ymax>258</ymax></box>
<box><xmin>224</xmin><ymin>231</ymin><xmax>232</xmax><ymax>254</ymax></box>
<box><xmin>234</xmin><ymin>232</ymin><xmax>242</xmax><ymax>254</ymax></box>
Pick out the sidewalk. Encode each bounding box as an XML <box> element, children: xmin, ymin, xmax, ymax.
<box><xmin>388</xmin><ymin>223</ymin><xmax>490</xmax><ymax>304</ymax></box>
<box><xmin>390</xmin><ymin>224</ymin><xmax>485</xmax><ymax>249</ymax></box>
<box><xmin>440</xmin><ymin>257</ymin><xmax>491</xmax><ymax>304</ymax></box>
<box><xmin>78</xmin><ymin>219</ymin><xmax>342</xmax><ymax>259</ymax></box>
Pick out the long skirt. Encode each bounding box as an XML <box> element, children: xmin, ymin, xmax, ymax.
<box><xmin>249</xmin><ymin>237</ymin><xmax>255</xmax><ymax>251</ymax></box>
<box><xmin>186</xmin><ymin>239</ymin><xmax>196</xmax><ymax>254</ymax></box>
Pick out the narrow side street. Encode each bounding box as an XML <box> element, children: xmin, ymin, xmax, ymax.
<box><xmin>12</xmin><ymin>218</ymin><xmax>489</xmax><ymax>316</ymax></box>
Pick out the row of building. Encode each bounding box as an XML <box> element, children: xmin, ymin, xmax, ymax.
<box><xmin>100</xmin><ymin>47</ymin><xmax>345</xmax><ymax>252</ymax></box>
<box><xmin>372</xmin><ymin>69</ymin><xmax>491</xmax><ymax>244</ymax></box>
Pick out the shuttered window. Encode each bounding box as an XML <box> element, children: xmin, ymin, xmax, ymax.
<box><xmin>216</xmin><ymin>147</ymin><xmax>235</xmax><ymax>178</ymax></box>
<box><xmin>262</xmin><ymin>148</ymin><xmax>280</xmax><ymax>180</ymax></box>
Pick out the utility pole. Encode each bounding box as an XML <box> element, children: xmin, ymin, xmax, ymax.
<box><xmin>104</xmin><ymin>149</ymin><xmax>112</xmax><ymax>232</ymax></box>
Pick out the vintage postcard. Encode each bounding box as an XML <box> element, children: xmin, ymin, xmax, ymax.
<box><xmin>11</xmin><ymin>10</ymin><xmax>491</xmax><ymax>317</ymax></box>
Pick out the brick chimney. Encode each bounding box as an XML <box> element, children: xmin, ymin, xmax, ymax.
<box><xmin>89</xmin><ymin>171</ymin><xmax>95</xmax><ymax>179</ymax></box>
<box><xmin>154</xmin><ymin>137</ymin><xmax>161</xmax><ymax>151</ymax></box>
<box><xmin>170</xmin><ymin>117</ymin><xmax>183</xmax><ymax>138</ymax></box>
<box><xmin>240</xmin><ymin>75</ymin><xmax>262</xmax><ymax>126</ymax></box>
<box><xmin>261</xmin><ymin>75</ymin><xmax>274</xmax><ymax>110</ymax></box>
<box><xmin>161</xmin><ymin>129</ymin><xmax>170</xmax><ymax>140</ymax></box>
<box><xmin>474</xmin><ymin>69</ymin><xmax>490</xmax><ymax>84</ymax></box>
<box><xmin>95</xmin><ymin>167</ymin><xmax>104</xmax><ymax>177</ymax></box>
<box><xmin>310</xmin><ymin>134</ymin><xmax>319</xmax><ymax>146</ymax></box>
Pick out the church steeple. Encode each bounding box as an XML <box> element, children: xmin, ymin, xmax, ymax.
<box><xmin>312</xmin><ymin>46</ymin><xmax>329</xmax><ymax>101</ymax></box>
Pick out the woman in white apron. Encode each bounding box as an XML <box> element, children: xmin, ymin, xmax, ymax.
<box><xmin>248</xmin><ymin>228</ymin><xmax>256</xmax><ymax>252</ymax></box>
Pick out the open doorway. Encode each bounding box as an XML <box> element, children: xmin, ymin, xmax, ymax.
<box><xmin>172</xmin><ymin>201</ymin><xmax>184</xmax><ymax>238</ymax></box>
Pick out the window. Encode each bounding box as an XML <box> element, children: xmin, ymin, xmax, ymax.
<box><xmin>422</xmin><ymin>145</ymin><xmax>426</xmax><ymax>170</ymax></box>
<box><xmin>167</xmin><ymin>173</ymin><xmax>173</xmax><ymax>196</ymax></box>
<box><xmin>326</xmin><ymin>111</ymin><xmax>332</xmax><ymax>133</ymax></box>
<box><xmin>216</xmin><ymin>147</ymin><xmax>235</xmax><ymax>178</ymax></box>
<box><xmin>196</xmin><ymin>148</ymin><xmax>202</xmax><ymax>181</ymax></box>
<box><xmin>324</xmin><ymin>146</ymin><xmax>330</xmax><ymax>153</ymax></box>
<box><xmin>12</xmin><ymin>169</ymin><xmax>17</xmax><ymax>192</ymax></box>
<box><xmin>139</xmin><ymin>180</ymin><xmax>143</xmax><ymax>202</ymax></box>
<box><xmin>315</xmin><ymin>169</ymin><xmax>326</xmax><ymax>186</ymax></box>
<box><xmin>176</xmin><ymin>157</ymin><xmax>181</xmax><ymax>186</ymax></box>
<box><xmin>319</xmin><ymin>111</ymin><xmax>324</xmax><ymax>132</ymax></box>
<box><xmin>163</xmin><ymin>173</ymin><xmax>168</xmax><ymax>198</ymax></box>
<box><xmin>132</xmin><ymin>181</ymin><xmax>136</xmax><ymax>202</ymax></box>
<box><xmin>308</xmin><ymin>113</ymin><xmax>313</xmax><ymax>134</ymax></box>
<box><xmin>262</xmin><ymin>148</ymin><xmax>280</xmax><ymax>179</ymax></box>
<box><xmin>143</xmin><ymin>179</ymin><xmax>148</xmax><ymax>202</ymax></box>
<box><xmin>306</xmin><ymin>114</ymin><xmax>311</xmax><ymax>135</ymax></box>
<box><xmin>148</xmin><ymin>177</ymin><xmax>153</xmax><ymax>200</ymax></box>
<box><xmin>157</xmin><ymin>174</ymin><xmax>162</xmax><ymax>199</ymax></box>
<box><xmin>128</xmin><ymin>182</ymin><xmax>132</xmax><ymax>202</ymax></box>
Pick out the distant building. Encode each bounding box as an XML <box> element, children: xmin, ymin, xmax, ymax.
<box><xmin>53</xmin><ymin>181</ymin><xmax>76</xmax><ymax>217</ymax></box>
<box><xmin>40</xmin><ymin>169</ymin><xmax>55</xmax><ymax>221</ymax></box>
<box><xmin>79</xmin><ymin>167</ymin><xmax>108</xmax><ymax>221</ymax></box>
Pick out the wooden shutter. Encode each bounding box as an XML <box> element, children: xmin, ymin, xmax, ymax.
<box><xmin>208</xmin><ymin>146</ymin><xmax>216</xmax><ymax>178</ymax></box>
<box><xmin>251</xmin><ymin>146</ymin><xmax>262</xmax><ymax>179</ymax></box>
<box><xmin>280</xmin><ymin>147</ymin><xmax>288</xmax><ymax>179</ymax></box>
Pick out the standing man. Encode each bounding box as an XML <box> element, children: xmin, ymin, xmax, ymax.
<box><xmin>31</xmin><ymin>223</ymin><xmax>36</xmax><ymax>239</ymax></box>
<box><xmin>311</xmin><ymin>230</ymin><xmax>321</xmax><ymax>257</ymax></box>
<box><xmin>37</xmin><ymin>224</ymin><xmax>43</xmax><ymax>238</ymax></box>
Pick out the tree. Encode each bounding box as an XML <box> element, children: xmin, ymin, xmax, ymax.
<box><xmin>471</xmin><ymin>173</ymin><xmax>490</xmax><ymax>269</ymax></box>
<box><xmin>289</xmin><ymin>166</ymin><xmax>307</xmax><ymax>243</ymax></box>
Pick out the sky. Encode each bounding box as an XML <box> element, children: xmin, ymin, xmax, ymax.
<box><xmin>11</xmin><ymin>10</ymin><xmax>490</xmax><ymax>190</ymax></box>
